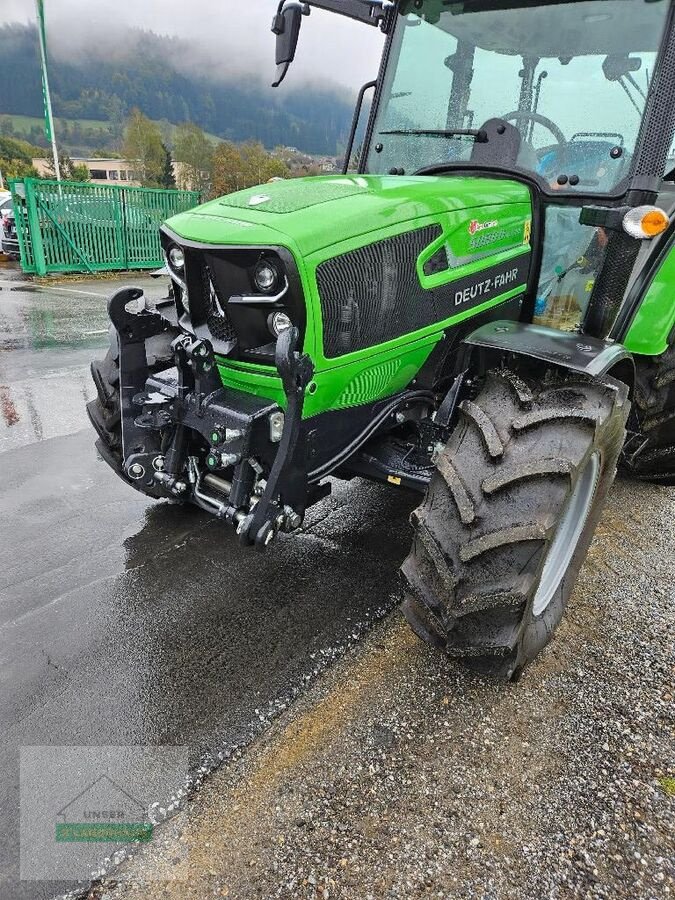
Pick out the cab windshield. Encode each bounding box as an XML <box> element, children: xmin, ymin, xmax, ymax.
<box><xmin>367</xmin><ymin>0</ymin><xmax>672</xmax><ymax>193</ymax></box>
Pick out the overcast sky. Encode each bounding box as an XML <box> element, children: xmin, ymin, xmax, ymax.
<box><xmin>1</xmin><ymin>0</ymin><xmax>384</xmax><ymax>91</ymax></box>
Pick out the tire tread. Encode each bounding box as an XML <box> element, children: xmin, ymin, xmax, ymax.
<box><xmin>401</xmin><ymin>367</ymin><xmax>629</xmax><ymax>677</ymax></box>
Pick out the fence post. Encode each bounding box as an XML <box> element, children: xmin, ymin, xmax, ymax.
<box><xmin>9</xmin><ymin>181</ymin><xmax>32</xmax><ymax>273</ymax></box>
<box><xmin>116</xmin><ymin>188</ymin><xmax>128</xmax><ymax>269</ymax></box>
<box><xmin>24</xmin><ymin>179</ymin><xmax>48</xmax><ymax>277</ymax></box>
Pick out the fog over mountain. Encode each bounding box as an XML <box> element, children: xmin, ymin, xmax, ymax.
<box><xmin>0</xmin><ymin>0</ymin><xmax>383</xmax><ymax>90</ymax></box>
<box><xmin>0</xmin><ymin>18</ymin><xmax>369</xmax><ymax>156</ymax></box>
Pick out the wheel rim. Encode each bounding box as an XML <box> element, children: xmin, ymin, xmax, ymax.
<box><xmin>532</xmin><ymin>452</ymin><xmax>601</xmax><ymax>617</ymax></box>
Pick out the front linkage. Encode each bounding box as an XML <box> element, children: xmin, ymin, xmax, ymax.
<box><xmin>109</xmin><ymin>286</ymin><xmax>313</xmax><ymax>550</ymax></box>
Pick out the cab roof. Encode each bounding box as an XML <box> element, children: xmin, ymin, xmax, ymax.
<box><xmin>401</xmin><ymin>0</ymin><xmax>670</xmax><ymax>57</ymax></box>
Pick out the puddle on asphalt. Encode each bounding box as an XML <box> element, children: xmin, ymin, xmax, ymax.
<box><xmin>0</xmin><ymin>275</ymin><xmax>168</xmax><ymax>451</ymax></box>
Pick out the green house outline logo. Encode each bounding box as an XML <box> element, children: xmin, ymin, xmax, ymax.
<box><xmin>55</xmin><ymin>775</ymin><xmax>153</xmax><ymax>843</ymax></box>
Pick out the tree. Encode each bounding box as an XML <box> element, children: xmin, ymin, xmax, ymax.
<box><xmin>0</xmin><ymin>157</ymin><xmax>39</xmax><ymax>183</ymax></box>
<box><xmin>28</xmin><ymin>125</ymin><xmax>47</xmax><ymax>149</ymax></box>
<box><xmin>0</xmin><ymin>136</ymin><xmax>42</xmax><ymax>183</ymax></box>
<box><xmin>211</xmin><ymin>141</ymin><xmax>289</xmax><ymax>198</ymax></box>
<box><xmin>122</xmin><ymin>109</ymin><xmax>165</xmax><ymax>187</ymax></box>
<box><xmin>211</xmin><ymin>141</ymin><xmax>245</xmax><ymax>196</ymax></box>
<box><xmin>0</xmin><ymin>135</ymin><xmax>36</xmax><ymax>165</ymax></box>
<box><xmin>158</xmin><ymin>142</ymin><xmax>176</xmax><ymax>189</ymax></box>
<box><xmin>70</xmin><ymin>163</ymin><xmax>91</xmax><ymax>182</ymax></box>
<box><xmin>239</xmin><ymin>141</ymin><xmax>289</xmax><ymax>188</ymax></box>
<box><xmin>173</xmin><ymin>122</ymin><xmax>213</xmax><ymax>195</ymax></box>
<box><xmin>43</xmin><ymin>148</ymin><xmax>90</xmax><ymax>182</ymax></box>
<box><xmin>104</xmin><ymin>93</ymin><xmax>126</xmax><ymax>143</ymax></box>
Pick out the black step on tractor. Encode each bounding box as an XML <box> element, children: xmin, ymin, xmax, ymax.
<box><xmin>89</xmin><ymin>0</ymin><xmax>675</xmax><ymax>679</ymax></box>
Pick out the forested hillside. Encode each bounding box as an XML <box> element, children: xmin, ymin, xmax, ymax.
<box><xmin>0</xmin><ymin>23</ymin><xmax>354</xmax><ymax>155</ymax></box>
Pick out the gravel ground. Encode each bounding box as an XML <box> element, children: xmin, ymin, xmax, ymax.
<box><xmin>92</xmin><ymin>475</ymin><xmax>674</xmax><ymax>899</ymax></box>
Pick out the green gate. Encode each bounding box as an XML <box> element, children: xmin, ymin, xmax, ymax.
<box><xmin>9</xmin><ymin>178</ymin><xmax>200</xmax><ymax>276</ymax></box>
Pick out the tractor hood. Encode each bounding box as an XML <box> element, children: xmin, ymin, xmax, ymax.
<box><xmin>164</xmin><ymin>174</ymin><xmax>531</xmax><ymax>257</ymax></box>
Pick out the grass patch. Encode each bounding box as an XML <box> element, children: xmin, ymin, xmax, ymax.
<box><xmin>658</xmin><ymin>776</ymin><xmax>675</xmax><ymax>797</ymax></box>
<box><xmin>0</xmin><ymin>113</ymin><xmax>112</xmax><ymax>132</ymax></box>
<box><xmin>0</xmin><ymin>114</ymin><xmax>222</xmax><ymax>149</ymax></box>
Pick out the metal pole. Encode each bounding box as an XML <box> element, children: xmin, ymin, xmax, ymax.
<box><xmin>35</xmin><ymin>0</ymin><xmax>61</xmax><ymax>183</ymax></box>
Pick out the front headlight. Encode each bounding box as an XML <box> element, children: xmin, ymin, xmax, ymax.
<box><xmin>268</xmin><ymin>311</ymin><xmax>292</xmax><ymax>337</ymax></box>
<box><xmin>168</xmin><ymin>245</ymin><xmax>185</xmax><ymax>271</ymax></box>
<box><xmin>164</xmin><ymin>243</ymin><xmax>188</xmax><ymax>313</ymax></box>
<box><xmin>254</xmin><ymin>259</ymin><xmax>279</xmax><ymax>294</ymax></box>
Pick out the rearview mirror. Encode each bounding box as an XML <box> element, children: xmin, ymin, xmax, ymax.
<box><xmin>602</xmin><ymin>54</ymin><xmax>642</xmax><ymax>82</ymax></box>
<box><xmin>271</xmin><ymin>2</ymin><xmax>307</xmax><ymax>88</ymax></box>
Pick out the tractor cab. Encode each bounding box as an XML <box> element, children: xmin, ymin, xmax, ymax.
<box><xmin>364</xmin><ymin>0</ymin><xmax>674</xmax><ymax>328</ymax></box>
<box><xmin>275</xmin><ymin>0</ymin><xmax>675</xmax><ymax>334</ymax></box>
<box><xmin>365</xmin><ymin>0</ymin><xmax>668</xmax><ymax>190</ymax></box>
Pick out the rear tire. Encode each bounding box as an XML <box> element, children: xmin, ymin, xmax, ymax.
<box><xmin>401</xmin><ymin>367</ymin><xmax>629</xmax><ymax>679</ymax></box>
<box><xmin>623</xmin><ymin>344</ymin><xmax>675</xmax><ymax>484</ymax></box>
<box><xmin>87</xmin><ymin>327</ymin><xmax>179</xmax><ymax>491</ymax></box>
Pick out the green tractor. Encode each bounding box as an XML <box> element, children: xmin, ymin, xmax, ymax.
<box><xmin>88</xmin><ymin>0</ymin><xmax>675</xmax><ymax>679</ymax></box>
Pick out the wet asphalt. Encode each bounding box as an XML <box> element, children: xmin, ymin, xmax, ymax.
<box><xmin>0</xmin><ymin>266</ymin><xmax>417</xmax><ymax>900</ymax></box>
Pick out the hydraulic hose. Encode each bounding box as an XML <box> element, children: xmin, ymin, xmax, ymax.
<box><xmin>308</xmin><ymin>390</ymin><xmax>435</xmax><ymax>483</ymax></box>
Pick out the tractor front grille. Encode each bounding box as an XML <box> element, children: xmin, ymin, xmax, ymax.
<box><xmin>161</xmin><ymin>230</ymin><xmax>306</xmax><ymax>358</ymax></box>
<box><xmin>316</xmin><ymin>224</ymin><xmax>531</xmax><ymax>358</ymax></box>
<box><xmin>316</xmin><ymin>225</ymin><xmax>442</xmax><ymax>358</ymax></box>
<box><xmin>200</xmin><ymin>262</ymin><xmax>237</xmax><ymax>344</ymax></box>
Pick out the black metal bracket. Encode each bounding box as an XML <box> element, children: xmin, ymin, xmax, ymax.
<box><xmin>434</xmin><ymin>370</ymin><xmax>468</xmax><ymax>431</ymax></box>
<box><xmin>108</xmin><ymin>285</ymin><xmax>172</xmax><ymax>342</ymax></box>
<box><xmin>299</xmin><ymin>0</ymin><xmax>391</xmax><ymax>30</ymax></box>
<box><xmin>275</xmin><ymin>325</ymin><xmax>314</xmax><ymax>396</ymax></box>
<box><xmin>579</xmin><ymin>205</ymin><xmax>631</xmax><ymax>233</ymax></box>
<box><xmin>171</xmin><ymin>335</ymin><xmax>222</xmax><ymax>411</ymax></box>
<box><xmin>240</xmin><ymin>327</ymin><xmax>314</xmax><ymax>550</ymax></box>
<box><xmin>108</xmin><ymin>286</ymin><xmax>175</xmax><ymax>493</ymax></box>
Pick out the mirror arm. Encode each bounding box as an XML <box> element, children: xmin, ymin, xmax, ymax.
<box><xmin>272</xmin><ymin>0</ymin><xmax>309</xmax><ymax>29</ymax></box>
<box><xmin>294</xmin><ymin>0</ymin><xmax>393</xmax><ymax>30</ymax></box>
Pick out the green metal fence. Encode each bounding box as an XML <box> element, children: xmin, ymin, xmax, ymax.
<box><xmin>9</xmin><ymin>178</ymin><xmax>200</xmax><ymax>276</ymax></box>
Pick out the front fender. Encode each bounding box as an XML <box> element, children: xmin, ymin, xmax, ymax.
<box><xmin>463</xmin><ymin>320</ymin><xmax>633</xmax><ymax>380</ymax></box>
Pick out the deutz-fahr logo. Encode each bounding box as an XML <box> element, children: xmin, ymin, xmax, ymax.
<box><xmin>468</xmin><ymin>219</ymin><xmax>498</xmax><ymax>236</ymax></box>
<box><xmin>454</xmin><ymin>266</ymin><xmax>520</xmax><ymax>307</ymax></box>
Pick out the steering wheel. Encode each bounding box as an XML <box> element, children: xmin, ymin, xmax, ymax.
<box><xmin>501</xmin><ymin>111</ymin><xmax>567</xmax><ymax>148</ymax></box>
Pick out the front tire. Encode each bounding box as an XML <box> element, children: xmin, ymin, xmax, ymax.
<box><xmin>401</xmin><ymin>367</ymin><xmax>629</xmax><ymax>679</ymax></box>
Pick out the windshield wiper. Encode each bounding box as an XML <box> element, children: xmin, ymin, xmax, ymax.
<box><xmin>379</xmin><ymin>128</ymin><xmax>488</xmax><ymax>143</ymax></box>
